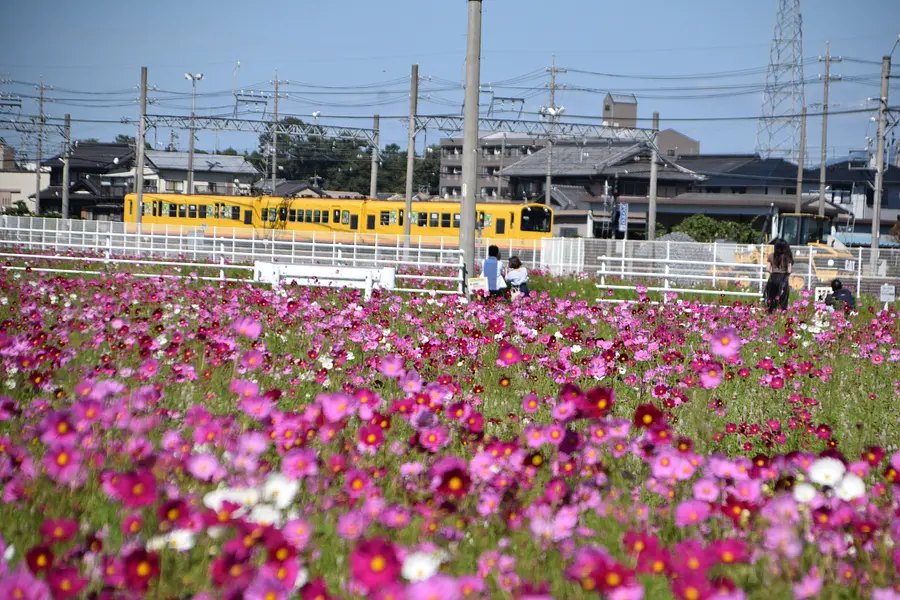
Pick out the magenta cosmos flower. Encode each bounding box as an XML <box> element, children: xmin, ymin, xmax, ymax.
<box><xmin>232</xmin><ymin>317</ymin><xmax>262</xmax><ymax>339</ymax></box>
<box><xmin>349</xmin><ymin>537</ymin><xmax>401</xmax><ymax>589</ymax></box>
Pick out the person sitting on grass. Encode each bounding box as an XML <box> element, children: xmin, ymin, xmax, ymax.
<box><xmin>480</xmin><ymin>245</ymin><xmax>506</xmax><ymax>300</ymax></box>
<box><xmin>824</xmin><ymin>278</ymin><xmax>856</xmax><ymax>312</ymax></box>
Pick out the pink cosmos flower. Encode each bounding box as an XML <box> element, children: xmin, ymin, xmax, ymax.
<box><xmin>692</xmin><ymin>478</ymin><xmax>720</xmax><ymax>502</ymax></box>
<box><xmin>42</xmin><ymin>445</ymin><xmax>82</xmax><ymax>484</ymax></box>
<box><xmin>377</xmin><ymin>355</ymin><xmax>405</xmax><ymax>378</ymax></box>
<box><xmin>0</xmin><ymin>564</ymin><xmax>51</xmax><ymax>600</ymax></box>
<box><xmin>240</xmin><ymin>349</ymin><xmax>264</xmax><ymax>370</ymax></box>
<box><xmin>320</xmin><ymin>392</ymin><xmax>356</xmax><ymax>423</ymax></box>
<box><xmin>674</xmin><ymin>500</ymin><xmax>710</xmax><ymax>528</ymax></box>
<box><xmin>233</xmin><ymin>317</ymin><xmax>262</xmax><ymax>339</ymax></box>
<box><xmin>792</xmin><ymin>567</ymin><xmax>822</xmax><ymax>599</ymax></box>
<box><xmin>699</xmin><ymin>363</ymin><xmax>724</xmax><ymax>389</ymax></box>
<box><xmin>244</xmin><ymin>574</ymin><xmax>290</xmax><ymax>600</ymax></box>
<box><xmin>497</xmin><ymin>342</ymin><xmax>523</xmax><ymax>366</ymax></box>
<box><xmin>710</xmin><ymin>327</ymin><xmax>741</xmax><ymax>359</ymax></box>
<box><xmin>283</xmin><ymin>518</ymin><xmax>312</xmax><ymax>550</ymax></box>
<box><xmin>186</xmin><ymin>454</ymin><xmax>223</xmax><ymax>482</ymax></box>
<box><xmin>281</xmin><ymin>448</ymin><xmax>318</xmax><ymax>479</ymax></box>
<box><xmin>406</xmin><ymin>575</ymin><xmax>459</xmax><ymax>600</ymax></box>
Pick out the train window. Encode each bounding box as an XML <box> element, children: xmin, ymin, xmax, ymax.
<box><xmin>314</xmin><ymin>210</ymin><xmax>321</xmax><ymax>224</ymax></box>
<box><xmin>453</xmin><ymin>213</ymin><xmax>460</xmax><ymax>228</ymax></box>
<box><xmin>179</xmin><ymin>204</ymin><xmax>186</xmax><ymax>218</ymax></box>
<box><xmin>296</xmin><ymin>210</ymin><xmax>304</xmax><ymax>223</ymax></box>
<box><xmin>128</xmin><ymin>200</ymin><xmax>133</xmax><ymax>215</ymax></box>
<box><xmin>269</xmin><ymin>209</ymin><xmax>277</xmax><ymax>222</ymax></box>
<box><xmin>520</xmin><ymin>206</ymin><xmax>552</xmax><ymax>232</ymax></box>
<box><xmin>279</xmin><ymin>207</ymin><xmax>287</xmax><ymax>221</ymax></box>
<box><xmin>441</xmin><ymin>213</ymin><xmax>451</xmax><ymax>228</ymax></box>
<box><xmin>430</xmin><ymin>213</ymin><xmax>439</xmax><ymax>228</ymax></box>
<box><xmin>244</xmin><ymin>210</ymin><xmax>253</xmax><ymax>225</ymax></box>
<box><xmin>484</xmin><ymin>213</ymin><xmax>493</xmax><ymax>227</ymax></box>
<box><xmin>380</xmin><ymin>211</ymin><xmax>390</xmax><ymax>226</ymax></box>
<box><xmin>398</xmin><ymin>210</ymin><xmax>404</xmax><ymax>226</ymax></box>
<box><xmin>333</xmin><ymin>210</ymin><xmax>340</xmax><ymax>222</ymax></box>
<box><xmin>152</xmin><ymin>202</ymin><xmax>158</xmax><ymax>217</ymax></box>
<box><xmin>478</xmin><ymin>212</ymin><xmax>485</xmax><ymax>228</ymax></box>
<box><xmin>231</xmin><ymin>207</ymin><xmax>240</xmax><ymax>221</ymax></box>
<box><xmin>168</xmin><ymin>204</ymin><xmax>176</xmax><ymax>218</ymax></box>
<box><xmin>199</xmin><ymin>205</ymin><xmax>207</xmax><ymax>219</ymax></box>
<box><xmin>350</xmin><ymin>214</ymin><xmax>359</xmax><ymax>230</ymax></box>
<box><xmin>495</xmin><ymin>218</ymin><xmax>506</xmax><ymax>234</ymax></box>
<box><xmin>367</xmin><ymin>215</ymin><xmax>376</xmax><ymax>230</ymax></box>
<box><xmin>341</xmin><ymin>210</ymin><xmax>350</xmax><ymax>225</ymax></box>
<box><xmin>188</xmin><ymin>204</ymin><xmax>197</xmax><ymax>219</ymax></box>
<box><xmin>322</xmin><ymin>210</ymin><xmax>329</xmax><ymax>224</ymax></box>
<box><xmin>418</xmin><ymin>212</ymin><xmax>427</xmax><ymax>227</ymax></box>
<box><xmin>305</xmin><ymin>210</ymin><xmax>313</xmax><ymax>223</ymax></box>
<box><xmin>289</xmin><ymin>209</ymin><xmax>296</xmax><ymax>222</ymax></box>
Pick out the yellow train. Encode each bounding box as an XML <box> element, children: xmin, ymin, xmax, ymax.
<box><xmin>123</xmin><ymin>193</ymin><xmax>553</xmax><ymax>248</ymax></box>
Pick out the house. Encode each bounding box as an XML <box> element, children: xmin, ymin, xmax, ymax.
<box><xmin>602</xmin><ymin>93</ymin><xmax>638</xmax><ymax>128</ymax></box>
<box><xmin>273</xmin><ymin>179</ymin><xmax>366</xmax><ymax>199</ymax></box>
<box><xmin>808</xmin><ymin>158</ymin><xmax>900</xmax><ymax>239</ymax></box>
<box><xmin>0</xmin><ymin>143</ymin><xmax>50</xmax><ymax>211</ymax></box>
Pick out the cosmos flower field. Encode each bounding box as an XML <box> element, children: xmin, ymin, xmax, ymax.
<box><xmin>0</xmin><ymin>269</ymin><xmax>899</xmax><ymax>600</ymax></box>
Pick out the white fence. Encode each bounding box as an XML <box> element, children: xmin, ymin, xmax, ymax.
<box><xmin>1</xmin><ymin>216</ymin><xmax>898</xmax><ymax>299</ymax></box>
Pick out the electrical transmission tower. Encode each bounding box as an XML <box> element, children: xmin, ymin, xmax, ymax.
<box><xmin>755</xmin><ymin>0</ymin><xmax>806</xmax><ymax>164</ymax></box>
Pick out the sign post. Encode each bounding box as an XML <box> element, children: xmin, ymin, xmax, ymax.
<box><xmin>880</xmin><ymin>283</ymin><xmax>896</xmax><ymax>312</ymax></box>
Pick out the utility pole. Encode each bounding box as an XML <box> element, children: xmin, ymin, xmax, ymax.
<box><xmin>870</xmin><ymin>55</ymin><xmax>891</xmax><ymax>271</ymax></box>
<box><xmin>460</xmin><ymin>0</ymin><xmax>483</xmax><ymax>294</ymax></box>
<box><xmin>62</xmin><ymin>114</ymin><xmax>70</xmax><ymax>220</ymax></box>
<box><xmin>542</xmin><ymin>55</ymin><xmax>566</xmax><ymax>209</ymax></box>
<box><xmin>135</xmin><ymin>66</ymin><xmax>147</xmax><ymax>226</ymax></box>
<box><xmin>647</xmin><ymin>111</ymin><xmax>660</xmax><ymax>241</ymax></box>
<box><xmin>817</xmin><ymin>42</ymin><xmax>841</xmax><ymax>217</ymax></box>
<box><xmin>34</xmin><ymin>77</ymin><xmax>44</xmax><ymax>215</ymax></box>
<box><xmin>403</xmin><ymin>64</ymin><xmax>419</xmax><ymax>248</ymax></box>
<box><xmin>545</xmin><ymin>139</ymin><xmax>552</xmax><ymax>205</ymax></box>
<box><xmin>795</xmin><ymin>106</ymin><xmax>807</xmax><ymax>214</ymax></box>
<box><xmin>169</xmin><ymin>130</ymin><xmax>176</xmax><ymax>152</ymax></box>
<box><xmin>369</xmin><ymin>114</ymin><xmax>380</xmax><ymax>198</ymax></box>
<box><xmin>272</xmin><ymin>70</ymin><xmax>279</xmax><ymax>195</ymax></box>
<box><xmin>185</xmin><ymin>72</ymin><xmax>203</xmax><ymax>195</ymax></box>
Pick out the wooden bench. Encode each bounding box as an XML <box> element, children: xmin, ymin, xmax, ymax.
<box><xmin>252</xmin><ymin>262</ymin><xmax>396</xmax><ymax>300</ymax></box>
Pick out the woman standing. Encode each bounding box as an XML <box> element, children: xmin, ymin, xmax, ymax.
<box><xmin>765</xmin><ymin>238</ymin><xmax>794</xmax><ymax>313</ymax></box>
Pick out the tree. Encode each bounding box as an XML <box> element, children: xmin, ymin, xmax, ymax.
<box><xmin>4</xmin><ymin>200</ymin><xmax>32</xmax><ymax>216</ymax></box>
<box><xmin>115</xmin><ymin>134</ymin><xmax>135</xmax><ymax>145</ymax></box>
<box><xmin>890</xmin><ymin>219</ymin><xmax>900</xmax><ymax>243</ymax></box>
<box><xmin>672</xmin><ymin>214</ymin><xmax>760</xmax><ymax>244</ymax></box>
<box><xmin>221</xmin><ymin>147</ymin><xmax>239</xmax><ymax>156</ymax></box>
<box><xmin>80</xmin><ymin>138</ymin><xmax>100</xmax><ymax>144</ymax></box>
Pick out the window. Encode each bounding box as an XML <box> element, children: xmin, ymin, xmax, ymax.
<box><xmin>341</xmin><ymin>210</ymin><xmax>350</xmax><ymax>225</ymax></box>
<box><xmin>231</xmin><ymin>207</ymin><xmax>240</xmax><ymax>221</ymax></box>
<box><xmin>429</xmin><ymin>213</ymin><xmax>438</xmax><ymax>228</ymax></box>
<box><xmin>333</xmin><ymin>209</ymin><xmax>340</xmax><ymax>222</ymax></box>
<box><xmin>289</xmin><ymin>209</ymin><xmax>297</xmax><ymax>222</ymax></box>
<box><xmin>495</xmin><ymin>218</ymin><xmax>506</xmax><ymax>234</ymax></box>
<box><xmin>667</xmin><ymin>150</ymin><xmax>676</xmax><ymax>157</ymax></box>
<box><xmin>278</xmin><ymin>207</ymin><xmax>287</xmax><ymax>221</ymax></box>
<box><xmin>418</xmin><ymin>212</ymin><xmax>427</xmax><ymax>227</ymax></box>
<box><xmin>244</xmin><ymin>210</ymin><xmax>253</xmax><ymax>225</ymax></box>
<box><xmin>303</xmin><ymin>210</ymin><xmax>311</xmax><ymax>223</ymax></box>
<box><xmin>297</xmin><ymin>209</ymin><xmax>304</xmax><ymax>223</ymax></box>
<box><xmin>178</xmin><ymin>204</ymin><xmax>186</xmax><ymax>218</ymax></box>
<box><xmin>199</xmin><ymin>205</ymin><xmax>207</xmax><ymax>219</ymax></box>
<box><xmin>398</xmin><ymin>210</ymin><xmax>403</xmax><ymax>226</ymax></box>
<box><xmin>143</xmin><ymin>202</ymin><xmax>151</xmax><ymax>216</ymax></box>
<box><xmin>322</xmin><ymin>210</ymin><xmax>329</xmax><ymax>224</ymax></box>
<box><xmin>380</xmin><ymin>211</ymin><xmax>390</xmax><ymax>226</ymax></box>
<box><xmin>367</xmin><ymin>215</ymin><xmax>376</xmax><ymax>230</ymax></box>
<box><xmin>441</xmin><ymin>213</ymin><xmax>451</xmax><ymax>228</ymax></box>
<box><xmin>314</xmin><ymin>210</ymin><xmax>321</xmax><ymax>224</ymax></box>
<box><xmin>128</xmin><ymin>200</ymin><xmax>133</xmax><ymax>215</ymax></box>
<box><xmin>152</xmin><ymin>202</ymin><xmax>158</xmax><ymax>217</ymax></box>
<box><xmin>453</xmin><ymin>213</ymin><xmax>460</xmax><ymax>228</ymax></box>
<box><xmin>188</xmin><ymin>204</ymin><xmax>197</xmax><ymax>218</ymax></box>
<box><xmin>604</xmin><ymin>104</ymin><xmax>611</xmax><ymax>112</ymax></box>
<box><xmin>520</xmin><ymin>206</ymin><xmax>552</xmax><ymax>233</ymax></box>
<box><xmin>269</xmin><ymin>209</ymin><xmax>277</xmax><ymax>222</ymax></box>
<box><xmin>167</xmin><ymin>203</ymin><xmax>176</xmax><ymax>218</ymax></box>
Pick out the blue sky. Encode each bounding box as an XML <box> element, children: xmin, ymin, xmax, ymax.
<box><xmin>1</xmin><ymin>0</ymin><xmax>898</xmax><ymax>167</ymax></box>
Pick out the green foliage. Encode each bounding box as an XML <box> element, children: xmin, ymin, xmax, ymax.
<box><xmin>4</xmin><ymin>200</ymin><xmax>32</xmax><ymax>216</ymax></box>
<box><xmin>80</xmin><ymin>138</ymin><xmax>100</xmax><ymax>144</ymax></box>
<box><xmin>672</xmin><ymin>214</ymin><xmax>761</xmax><ymax>244</ymax></box>
<box><xmin>220</xmin><ymin>147</ymin><xmax>239</xmax><ymax>156</ymax></box>
<box><xmin>258</xmin><ymin>118</ymin><xmax>440</xmax><ymax>196</ymax></box>
<box><xmin>890</xmin><ymin>220</ymin><xmax>900</xmax><ymax>243</ymax></box>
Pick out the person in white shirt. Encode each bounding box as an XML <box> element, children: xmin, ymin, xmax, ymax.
<box><xmin>505</xmin><ymin>256</ymin><xmax>529</xmax><ymax>297</ymax></box>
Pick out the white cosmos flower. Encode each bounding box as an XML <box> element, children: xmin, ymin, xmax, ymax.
<box><xmin>808</xmin><ymin>457</ymin><xmax>846</xmax><ymax>487</ymax></box>
<box><xmin>264</xmin><ymin>473</ymin><xmax>300</xmax><ymax>509</ymax></box>
<box><xmin>401</xmin><ymin>552</ymin><xmax>441</xmax><ymax>581</ymax></box>
<box><xmin>834</xmin><ymin>473</ymin><xmax>866</xmax><ymax>501</ymax></box>
<box><xmin>4</xmin><ymin>544</ymin><xmax>15</xmax><ymax>561</ymax></box>
<box><xmin>295</xmin><ymin>567</ymin><xmax>310</xmax><ymax>589</ymax></box>
<box><xmin>247</xmin><ymin>504</ymin><xmax>282</xmax><ymax>528</ymax></box>
<box><xmin>791</xmin><ymin>482</ymin><xmax>817</xmax><ymax>504</ymax></box>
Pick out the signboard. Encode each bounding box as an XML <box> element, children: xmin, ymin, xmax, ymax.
<box><xmin>814</xmin><ymin>287</ymin><xmax>831</xmax><ymax>303</ymax></box>
<box><xmin>618</xmin><ymin>202</ymin><xmax>628</xmax><ymax>233</ymax></box>
<box><xmin>881</xmin><ymin>284</ymin><xmax>896</xmax><ymax>303</ymax></box>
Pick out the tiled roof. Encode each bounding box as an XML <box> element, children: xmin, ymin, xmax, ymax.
<box><xmin>43</xmin><ymin>143</ymin><xmax>133</xmax><ymax>171</ymax></box>
<box><xmin>146</xmin><ymin>151</ymin><xmax>260</xmax><ymax>175</ymax></box>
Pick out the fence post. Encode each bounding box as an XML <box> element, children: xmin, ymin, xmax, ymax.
<box><xmin>620</xmin><ymin>239</ymin><xmax>626</xmax><ymax>278</ymax></box>
<box><xmin>271</xmin><ymin>229</ymin><xmax>275</xmax><ymax>262</ymax></box>
<box><xmin>712</xmin><ymin>241</ymin><xmax>718</xmax><ymax>288</ymax></box>
<box><xmin>292</xmin><ymin>231</ymin><xmax>296</xmax><ymax>264</ymax></box>
<box><xmin>806</xmin><ymin>248</ymin><xmax>813</xmax><ymax>290</ymax></box>
<box><xmin>533</xmin><ymin>239</ymin><xmax>537</xmax><ymax>269</ymax></box>
<box><xmin>374</xmin><ymin>234</ymin><xmax>378</xmax><ymax>266</ymax></box>
<box><xmin>418</xmin><ymin>236</ymin><xmax>422</xmax><ymax>267</ymax></box>
<box><xmin>757</xmin><ymin>244</ymin><xmax>765</xmax><ymax>295</ymax></box>
<box><xmin>856</xmin><ymin>247</ymin><xmax>862</xmax><ymax>294</ymax></box>
<box><xmin>219</xmin><ymin>243</ymin><xmax>225</xmax><ymax>281</ymax></box>
<box><xmin>665</xmin><ymin>240</ymin><xmax>671</xmax><ymax>291</ymax></box>
<box><xmin>105</xmin><ymin>235</ymin><xmax>112</xmax><ymax>263</ymax></box>
<box><xmin>333</xmin><ymin>232</ymin><xmax>337</xmax><ymax>264</ymax></box>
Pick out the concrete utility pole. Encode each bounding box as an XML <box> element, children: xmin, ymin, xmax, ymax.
<box><xmin>135</xmin><ymin>66</ymin><xmax>147</xmax><ymax>225</ymax></box>
<box><xmin>870</xmin><ymin>55</ymin><xmax>891</xmax><ymax>270</ymax></box>
<box><xmin>403</xmin><ymin>64</ymin><xmax>419</xmax><ymax>247</ymax></box>
<box><xmin>272</xmin><ymin>70</ymin><xmax>279</xmax><ymax>195</ymax></box>
<box><xmin>34</xmin><ymin>77</ymin><xmax>44</xmax><ymax>215</ymax></box>
<box><xmin>460</xmin><ymin>0</ymin><xmax>482</xmax><ymax>292</ymax></box>
<box><xmin>369</xmin><ymin>114</ymin><xmax>380</xmax><ymax>198</ymax></box>
<box><xmin>795</xmin><ymin>106</ymin><xmax>807</xmax><ymax>214</ymax></box>
<box><xmin>647</xmin><ymin>111</ymin><xmax>660</xmax><ymax>241</ymax></box>
<box><xmin>62</xmin><ymin>114</ymin><xmax>70</xmax><ymax>220</ymax></box>
<box><xmin>818</xmin><ymin>42</ymin><xmax>841</xmax><ymax>216</ymax></box>
<box><xmin>542</xmin><ymin>55</ymin><xmax>566</xmax><ymax>207</ymax></box>
<box><xmin>185</xmin><ymin>72</ymin><xmax>204</xmax><ymax>195</ymax></box>
<box><xmin>545</xmin><ymin>138</ymin><xmax>552</xmax><ymax>205</ymax></box>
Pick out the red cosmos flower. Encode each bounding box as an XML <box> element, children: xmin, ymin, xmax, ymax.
<box><xmin>863</xmin><ymin>446</ymin><xmax>885</xmax><ymax>466</ymax></box>
<box><xmin>47</xmin><ymin>566</ymin><xmax>88</xmax><ymax>599</ymax></box>
<box><xmin>711</xmin><ymin>539</ymin><xmax>748</xmax><ymax>565</ymax></box>
<box><xmin>157</xmin><ymin>499</ymin><xmax>190</xmax><ymax>531</ymax></box>
<box><xmin>358</xmin><ymin>424</ymin><xmax>384</xmax><ymax>452</ymax></box>
<box><xmin>123</xmin><ymin>549</ymin><xmax>160</xmax><ymax>592</ymax></box>
<box><xmin>636</xmin><ymin>546</ymin><xmax>670</xmax><ymax>576</ymax></box>
<box><xmin>301</xmin><ymin>578</ymin><xmax>332</xmax><ymax>600</ymax></box>
<box><xmin>349</xmin><ymin>537</ymin><xmax>401</xmax><ymax>589</ymax></box>
<box><xmin>622</xmin><ymin>530</ymin><xmax>660</xmax><ymax>557</ymax></box>
<box><xmin>437</xmin><ymin>468</ymin><xmax>471</xmax><ymax>499</ymax></box>
<box><xmin>114</xmin><ymin>469</ymin><xmax>157</xmax><ymax>508</ymax></box>
<box><xmin>26</xmin><ymin>545</ymin><xmax>55</xmax><ymax>574</ymax></box>
<box><xmin>39</xmin><ymin>519</ymin><xmax>78</xmax><ymax>544</ymax></box>
<box><xmin>672</xmin><ymin>574</ymin><xmax>714</xmax><ymax>600</ymax></box>
<box><xmin>633</xmin><ymin>403</ymin><xmax>663</xmax><ymax>429</ymax></box>
<box><xmin>576</xmin><ymin>386</ymin><xmax>615</xmax><ymax>419</ymax></box>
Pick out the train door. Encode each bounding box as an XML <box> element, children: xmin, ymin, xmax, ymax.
<box><xmin>495</xmin><ymin>218</ymin><xmax>506</xmax><ymax>235</ymax></box>
<box><xmin>350</xmin><ymin>214</ymin><xmax>359</xmax><ymax>230</ymax></box>
<box><xmin>243</xmin><ymin>210</ymin><xmax>253</xmax><ymax>225</ymax></box>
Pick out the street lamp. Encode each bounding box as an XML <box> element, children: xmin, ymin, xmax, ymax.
<box><xmin>185</xmin><ymin>72</ymin><xmax>203</xmax><ymax>194</ymax></box>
